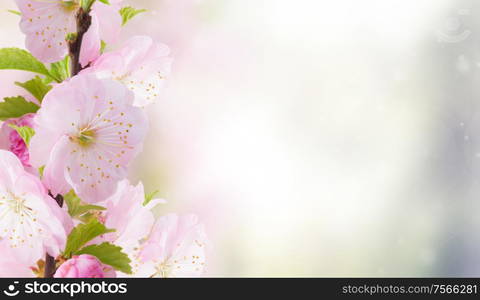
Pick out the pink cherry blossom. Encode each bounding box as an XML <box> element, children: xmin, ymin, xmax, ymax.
<box><xmin>83</xmin><ymin>36</ymin><xmax>173</xmax><ymax>107</ymax></box>
<box><xmin>15</xmin><ymin>0</ymin><xmax>122</xmax><ymax>64</ymax></box>
<box><xmin>29</xmin><ymin>74</ymin><xmax>148</xmax><ymax>203</ymax></box>
<box><xmin>0</xmin><ymin>113</ymin><xmax>35</xmax><ymax>168</ymax></box>
<box><xmin>0</xmin><ymin>150</ymin><xmax>70</xmax><ymax>265</ymax></box>
<box><xmin>54</xmin><ymin>254</ymin><xmax>105</xmax><ymax>278</ymax></box>
<box><xmin>97</xmin><ymin>180</ymin><xmax>162</xmax><ymax>254</ymax></box>
<box><xmin>15</xmin><ymin>0</ymin><xmax>77</xmax><ymax>63</ymax></box>
<box><xmin>129</xmin><ymin>214</ymin><xmax>208</xmax><ymax>277</ymax></box>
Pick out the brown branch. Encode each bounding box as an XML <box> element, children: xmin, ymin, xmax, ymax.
<box><xmin>44</xmin><ymin>193</ymin><xmax>64</xmax><ymax>278</ymax></box>
<box><xmin>43</xmin><ymin>7</ymin><xmax>92</xmax><ymax>278</ymax></box>
<box><xmin>43</xmin><ymin>253</ymin><xmax>56</xmax><ymax>278</ymax></box>
<box><xmin>68</xmin><ymin>7</ymin><xmax>92</xmax><ymax>76</ymax></box>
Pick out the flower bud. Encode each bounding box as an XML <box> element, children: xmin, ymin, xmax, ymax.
<box><xmin>54</xmin><ymin>255</ymin><xmax>105</xmax><ymax>278</ymax></box>
<box><xmin>0</xmin><ymin>113</ymin><xmax>34</xmax><ymax>167</ymax></box>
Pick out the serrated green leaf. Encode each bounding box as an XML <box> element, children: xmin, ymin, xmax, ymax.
<box><xmin>0</xmin><ymin>48</ymin><xmax>57</xmax><ymax>81</ymax></box>
<box><xmin>76</xmin><ymin>242</ymin><xmax>132</xmax><ymax>274</ymax></box>
<box><xmin>15</xmin><ymin>76</ymin><xmax>52</xmax><ymax>102</ymax></box>
<box><xmin>8</xmin><ymin>124</ymin><xmax>35</xmax><ymax>145</ymax></box>
<box><xmin>144</xmin><ymin>190</ymin><xmax>159</xmax><ymax>206</ymax></box>
<box><xmin>0</xmin><ymin>96</ymin><xmax>39</xmax><ymax>121</ymax></box>
<box><xmin>119</xmin><ymin>6</ymin><xmax>147</xmax><ymax>26</ymax></box>
<box><xmin>49</xmin><ymin>56</ymin><xmax>71</xmax><ymax>82</ymax></box>
<box><xmin>64</xmin><ymin>190</ymin><xmax>106</xmax><ymax>219</ymax></box>
<box><xmin>64</xmin><ymin>219</ymin><xmax>115</xmax><ymax>257</ymax></box>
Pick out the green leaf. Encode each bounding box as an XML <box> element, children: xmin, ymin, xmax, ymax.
<box><xmin>81</xmin><ymin>0</ymin><xmax>96</xmax><ymax>11</ymax></box>
<box><xmin>144</xmin><ymin>190</ymin><xmax>159</xmax><ymax>206</ymax></box>
<box><xmin>76</xmin><ymin>242</ymin><xmax>132</xmax><ymax>274</ymax></box>
<box><xmin>7</xmin><ymin>124</ymin><xmax>35</xmax><ymax>145</ymax></box>
<box><xmin>119</xmin><ymin>7</ymin><xmax>147</xmax><ymax>26</ymax></box>
<box><xmin>49</xmin><ymin>56</ymin><xmax>71</xmax><ymax>82</ymax></box>
<box><xmin>0</xmin><ymin>48</ymin><xmax>56</xmax><ymax>80</ymax></box>
<box><xmin>15</xmin><ymin>76</ymin><xmax>52</xmax><ymax>102</ymax></box>
<box><xmin>7</xmin><ymin>10</ymin><xmax>21</xmax><ymax>16</ymax></box>
<box><xmin>98</xmin><ymin>0</ymin><xmax>110</xmax><ymax>4</ymax></box>
<box><xmin>0</xmin><ymin>96</ymin><xmax>39</xmax><ymax>121</ymax></box>
<box><xmin>64</xmin><ymin>190</ymin><xmax>106</xmax><ymax>218</ymax></box>
<box><xmin>64</xmin><ymin>219</ymin><xmax>115</xmax><ymax>257</ymax></box>
<box><xmin>77</xmin><ymin>212</ymin><xmax>98</xmax><ymax>223</ymax></box>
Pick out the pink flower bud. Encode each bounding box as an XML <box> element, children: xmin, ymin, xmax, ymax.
<box><xmin>0</xmin><ymin>113</ymin><xmax>34</xmax><ymax>167</ymax></box>
<box><xmin>54</xmin><ymin>255</ymin><xmax>105</xmax><ymax>278</ymax></box>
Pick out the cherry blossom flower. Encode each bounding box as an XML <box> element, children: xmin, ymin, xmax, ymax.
<box><xmin>15</xmin><ymin>0</ymin><xmax>77</xmax><ymax>63</ymax></box>
<box><xmin>0</xmin><ymin>113</ymin><xmax>35</xmax><ymax>168</ymax></box>
<box><xmin>128</xmin><ymin>214</ymin><xmax>208</xmax><ymax>278</ymax></box>
<box><xmin>96</xmin><ymin>180</ymin><xmax>163</xmax><ymax>254</ymax></box>
<box><xmin>87</xmin><ymin>179</ymin><xmax>163</xmax><ymax>278</ymax></box>
<box><xmin>54</xmin><ymin>254</ymin><xmax>105</xmax><ymax>278</ymax></box>
<box><xmin>0</xmin><ymin>150</ymin><xmax>70</xmax><ymax>265</ymax></box>
<box><xmin>15</xmin><ymin>0</ymin><xmax>122</xmax><ymax>64</ymax></box>
<box><xmin>29</xmin><ymin>74</ymin><xmax>148</xmax><ymax>203</ymax></box>
<box><xmin>83</xmin><ymin>36</ymin><xmax>173</xmax><ymax>107</ymax></box>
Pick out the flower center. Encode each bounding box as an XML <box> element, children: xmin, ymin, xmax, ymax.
<box><xmin>154</xmin><ymin>262</ymin><xmax>172</xmax><ymax>278</ymax></box>
<box><xmin>5</xmin><ymin>192</ymin><xmax>30</xmax><ymax>215</ymax></box>
<box><xmin>72</xmin><ymin>129</ymin><xmax>97</xmax><ymax>148</ymax></box>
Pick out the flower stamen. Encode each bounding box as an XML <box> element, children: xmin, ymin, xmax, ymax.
<box><xmin>71</xmin><ymin>129</ymin><xmax>97</xmax><ymax>148</ymax></box>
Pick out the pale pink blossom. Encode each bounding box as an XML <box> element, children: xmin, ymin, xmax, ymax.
<box><xmin>87</xmin><ymin>179</ymin><xmax>162</xmax><ymax>278</ymax></box>
<box><xmin>15</xmin><ymin>0</ymin><xmax>122</xmax><ymax>64</ymax></box>
<box><xmin>0</xmin><ymin>113</ymin><xmax>35</xmax><ymax>168</ymax></box>
<box><xmin>128</xmin><ymin>214</ymin><xmax>208</xmax><ymax>277</ymax></box>
<box><xmin>96</xmin><ymin>180</ymin><xmax>162</xmax><ymax>254</ymax></box>
<box><xmin>83</xmin><ymin>36</ymin><xmax>173</xmax><ymax>107</ymax></box>
<box><xmin>0</xmin><ymin>150</ymin><xmax>70</xmax><ymax>265</ymax></box>
<box><xmin>15</xmin><ymin>0</ymin><xmax>77</xmax><ymax>63</ymax></box>
<box><xmin>54</xmin><ymin>254</ymin><xmax>105</xmax><ymax>278</ymax></box>
<box><xmin>29</xmin><ymin>74</ymin><xmax>148</xmax><ymax>203</ymax></box>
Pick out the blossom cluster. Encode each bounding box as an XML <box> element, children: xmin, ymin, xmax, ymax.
<box><xmin>0</xmin><ymin>0</ymin><xmax>207</xmax><ymax>278</ymax></box>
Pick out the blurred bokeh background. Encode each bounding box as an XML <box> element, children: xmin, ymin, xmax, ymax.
<box><xmin>1</xmin><ymin>0</ymin><xmax>480</xmax><ymax>276</ymax></box>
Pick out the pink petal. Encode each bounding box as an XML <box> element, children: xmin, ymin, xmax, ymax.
<box><xmin>91</xmin><ymin>1</ymin><xmax>122</xmax><ymax>44</ymax></box>
<box><xmin>84</xmin><ymin>36</ymin><xmax>173</xmax><ymax>107</ymax></box>
<box><xmin>79</xmin><ymin>14</ymin><xmax>101</xmax><ymax>68</ymax></box>
<box><xmin>15</xmin><ymin>0</ymin><xmax>76</xmax><ymax>63</ymax></box>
